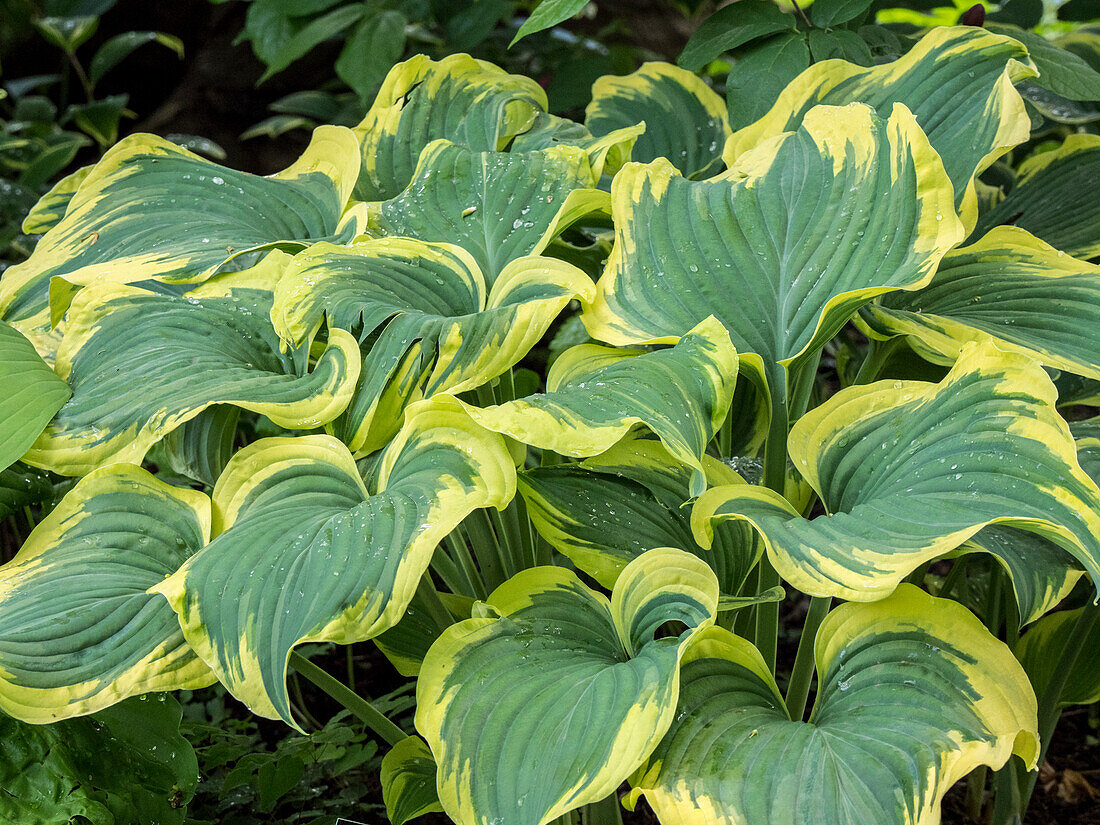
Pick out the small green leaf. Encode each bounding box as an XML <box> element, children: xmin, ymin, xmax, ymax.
<box><xmin>678</xmin><ymin>0</ymin><xmax>794</xmax><ymax>71</ymax></box>
<box><xmin>416</xmin><ymin>548</ymin><xmax>719</xmax><ymax>825</ymax></box>
<box><xmin>810</xmin><ymin>0</ymin><xmax>875</xmax><ymax>27</ymax></box>
<box><xmin>511</xmin><ymin>0</ymin><xmax>589</xmax><ymax>45</ymax></box>
<box><xmin>335</xmin><ymin>10</ymin><xmax>407</xmax><ymax>101</ymax></box>
<box><xmin>33</xmin><ymin>15</ymin><xmax>97</xmax><ymax>51</ymax></box>
<box><xmin>726</xmin><ymin>32</ymin><xmax>811</xmax><ymax>129</ymax></box>
<box><xmin>88</xmin><ymin>31</ymin><xmax>184</xmax><ymax>84</ymax></box>
<box><xmin>0</xmin><ymin>694</ymin><xmax>199</xmax><ymax>825</ymax></box>
<box><xmin>585</xmin><ymin>62</ymin><xmax>730</xmax><ymax>178</ymax></box>
<box><xmin>259</xmin><ymin>4</ymin><xmax>367</xmax><ymax>82</ymax></box>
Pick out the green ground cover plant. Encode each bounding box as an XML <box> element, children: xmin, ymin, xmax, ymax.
<box><xmin>2</xmin><ymin>3</ymin><xmax>1100</xmax><ymax>824</ymax></box>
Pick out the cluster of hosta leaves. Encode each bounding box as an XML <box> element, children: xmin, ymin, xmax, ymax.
<box><xmin>4</xmin><ymin>15</ymin><xmax>1100</xmax><ymax>825</ymax></box>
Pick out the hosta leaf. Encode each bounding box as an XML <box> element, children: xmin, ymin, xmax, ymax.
<box><xmin>364</xmin><ymin>140</ymin><xmax>607</xmax><ymax>286</ymax></box>
<box><xmin>954</xmin><ymin>527</ymin><xmax>1084</xmax><ymax>625</ymax></box>
<box><xmin>20</xmin><ymin>164</ymin><xmax>91</xmax><ymax>235</ymax></box>
<box><xmin>974</xmin><ymin>134</ymin><xmax>1100</xmax><ymax>259</ymax></box>
<box><xmin>0</xmin><ymin>464</ymin><xmax>53</xmax><ymax>519</ymax></box>
<box><xmin>861</xmin><ymin>227</ymin><xmax>1100</xmax><ymax>381</ymax></box>
<box><xmin>24</xmin><ymin>282</ymin><xmax>360</xmax><ymax>476</ymax></box>
<box><xmin>628</xmin><ymin>586</ymin><xmax>1039</xmax><ymax>825</ymax></box>
<box><xmin>0</xmin><ymin>694</ymin><xmax>199</xmax><ymax>825</ymax></box>
<box><xmin>415</xmin><ymin>548</ymin><xmax>719</xmax><ymax>825</ymax></box>
<box><xmin>509</xmin><ymin>112</ymin><xmax>643</xmax><ymax>179</ymax></box>
<box><xmin>460</xmin><ymin>316</ymin><xmax>737</xmax><ymax>496</ymax></box>
<box><xmin>0</xmin><ymin>465</ymin><xmax>214</xmax><ymax>723</ymax></box>
<box><xmin>986</xmin><ymin>23</ymin><xmax>1100</xmax><ymax>101</ymax></box>
<box><xmin>373</xmin><ymin>580</ymin><xmax>458</xmax><ymax>677</ymax></box>
<box><xmin>157</xmin><ymin>405</ymin><xmax>241</xmax><ymax>488</ymax></box>
<box><xmin>519</xmin><ymin>436</ymin><xmax>760</xmax><ymax>593</ymax></box>
<box><xmin>0</xmin><ymin>321</ymin><xmax>70</xmax><ymax>471</ymax></box>
<box><xmin>724</xmin><ymin>26</ymin><xmax>1035</xmax><ymax>227</ymax></box>
<box><xmin>693</xmin><ymin>341</ymin><xmax>1100</xmax><ymax>602</ymax></box>
<box><xmin>0</xmin><ymin>126</ymin><xmax>360</xmax><ymax>352</ymax></box>
<box><xmin>352</xmin><ymin>54</ymin><xmax>546</xmax><ymax>202</ymax></box>
<box><xmin>583</xmin><ymin>103</ymin><xmax>961</xmax><ymax>408</ymax></box>
<box><xmin>1016</xmin><ymin>606</ymin><xmax>1100</xmax><ymax>706</ymax></box>
<box><xmin>382</xmin><ymin>736</ymin><xmax>444</xmax><ymax>825</ymax></box>
<box><xmin>273</xmin><ymin>237</ymin><xmax>593</xmax><ymax>454</ymax></box>
<box><xmin>584</xmin><ymin>63</ymin><xmax>731</xmax><ymax>178</ymax></box>
<box><xmin>152</xmin><ymin>397</ymin><xmax>516</xmax><ymax>726</ymax></box>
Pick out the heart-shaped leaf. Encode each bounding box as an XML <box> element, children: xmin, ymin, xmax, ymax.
<box><xmin>583</xmin><ymin>102</ymin><xmax>961</xmax><ymax>408</ymax></box>
<box><xmin>24</xmin><ymin>280</ymin><xmax>360</xmax><ymax>476</ymax></box>
<box><xmin>0</xmin><ymin>465</ymin><xmax>214</xmax><ymax>722</ymax></box>
<box><xmin>0</xmin><ymin>127</ymin><xmax>360</xmax><ymax>352</ymax></box>
<box><xmin>628</xmin><ymin>585</ymin><xmax>1039</xmax><ymax>825</ymax></box>
<box><xmin>273</xmin><ymin>238</ymin><xmax>593</xmax><ymax>454</ymax></box>
<box><xmin>725</xmin><ymin>26</ymin><xmax>1035</xmax><ymax>227</ymax></box>
<box><xmin>975</xmin><ymin>134</ymin><xmax>1100</xmax><ymax>260</ymax></box>
<box><xmin>585</xmin><ymin>62</ymin><xmax>730</xmax><ymax>178</ymax></box>
<box><xmin>415</xmin><ymin>547</ymin><xmax>719</xmax><ymax>825</ymax></box>
<box><xmin>352</xmin><ymin>54</ymin><xmax>545</xmax><ymax>201</ymax></box>
<box><xmin>862</xmin><ymin>226</ymin><xmax>1100</xmax><ymax>381</ymax></box>
<box><xmin>364</xmin><ymin>140</ymin><xmax>607</xmax><ymax>286</ymax></box>
<box><xmin>152</xmin><ymin>397</ymin><xmax>515</xmax><ymax>726</ymax></box>
<box><xmin>693</xmin><ymin>341</ymin><xmax>1100</xmax><ymax>602</ymax></box>
<box><xmin>460</xmin><ymin>316</ymin><xmax>737</xmax><ymax>496</ymax></box>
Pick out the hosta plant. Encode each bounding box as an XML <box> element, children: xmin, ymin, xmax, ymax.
<box><xmin>3</xmin><ymin>20</ymin><xmax>1100</xmax><ymax>825</ymax></box>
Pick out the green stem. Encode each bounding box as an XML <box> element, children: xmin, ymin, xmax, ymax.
<box><xmin>718</xmin><ymin>407</ymin><xmax>733</xmax><ymax>458</ymax></box>
<box><xmin>734</xmin><ymin>564</ymin><xmax>760</xmax><ymax>641</ymax></box>
<box><xmin>429</xmin><ymin>547</ymin><xmax>466</xmax><ymax>595</ymax></box>
<box><xmin>788</xmin><ymin>350</ymin><xmax>822</xmax><ymax>421</ymax></box>
<box><xmin>498</xmin><ymin>368</ymin><xmax>517</xmax><ymax>403</ymax></box>
<box><xmin>965</xmin><ymin>765</ymin><xmax>988</xmax><ymax>823</ymax></box>
<box><xmin>784</xmin><ymin>596</ymin><xmax>831</xmax><ymax>720</ymax></box>
<box><xmin>936</xmin><ymin>556</ymin><xmax>970</xmax><ymax>601</ymax></box>
<box><xmin>512</xmin><ymin>494</ymin><xmax>538</xmax><ymax>569</ymax></box>
<box><xmin>1019</xmin><ymin>605</ymin><xmax>1100</xmax><ymax>810</ymax></box>
<box><xmin>580</xmin><ymin>792</ymin><xmax>624</xmax><ymax>825</ymax></box>
<box><xmin>289</xmin><ymin>651</ymin><xmax>406</xmax><ymax>746</ymax></box>
<box><xmin>467</xmin><ymin>508</ymin><xmax>513</xmax><ymax>584</ymax></box>
<box><xmin>417</xmin><ymin>574</ymin><xmax>455</xmax><ymax>630</ymax></box>
<box><xmin>757</xmin><ymin>395</ymin><xmax>788</xmax><ymax>672</ymax></box>
<box><xmin>852</xmin><ymin>337</ymin><xmax>899</xmax><ymax>386</ymax></box>
<box><xmin>345</xmin><ymin>644</ymin><xmax>356</xmax><ymax>691</ymax></box>
<box><xmin>462</xmin><ymin>514</ymin><xmax>505</xmax><ymax>590</ymax></box>
<box><xmin>442</xmin><ymin>532</ymin><xmax>487</xmax><ymax>600</ymax></box>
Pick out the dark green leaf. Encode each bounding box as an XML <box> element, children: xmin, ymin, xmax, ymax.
<box><xmin>726</xmin><ymin>33</ymin><xmax>811</xmax><ymax>129</ymax></box>
<box><xmin>511</xmin><ymin>0</ymin><xmax>589</xmax><ymax>45</ymax></box>
<box><xmin>678</xmin><ymin>0</ymin><xmax>794</xmax><ymax>71</ymax></box>
<box><xmin>1057</xmin><ymin>0</ymin><xmax>1100</xmax><ymax>22</ymax></box>
<box><xmin>987</xmin><ymin>23</ymin><xmax>1100</xmax><ymax>101</ymax></box>
<box><xmin>335</xmin><ymin>10</ymin><xmax>408</xmax><ymax>101</ymax></box>
<box><xmin>259</xmin><ymin>4</ymin><xmax>367</xmax><ymax>82</ymax></box>
<box><xmin>89</xmin><ymin>31</ymin><xmax>184</xmax><ymax>84</ymax></box>
<box><xmin>810</xmin><ymin>0</ymin><xmax>875</xmax><ymax>27</ymax></box>
<box><xmin>987</xmin><ymin>0</ymin><xmax>1043</xmax><ymax>27</ymax></box>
